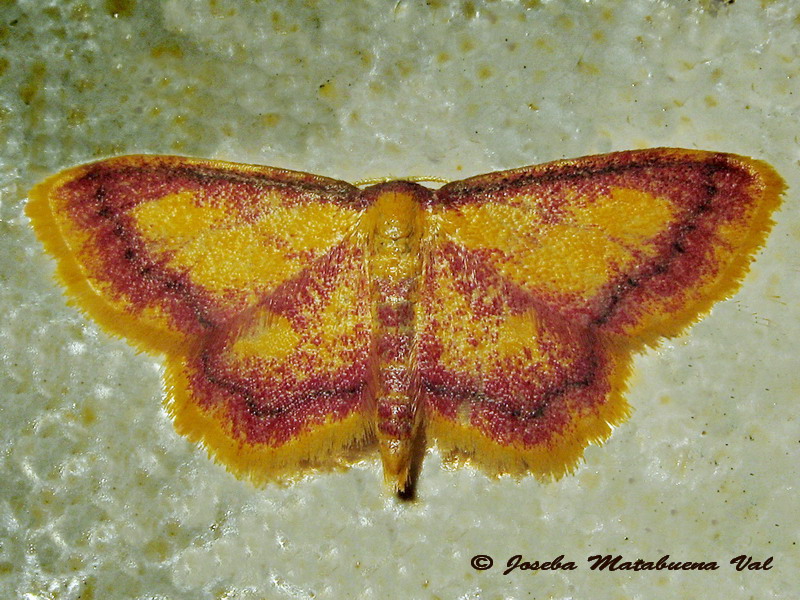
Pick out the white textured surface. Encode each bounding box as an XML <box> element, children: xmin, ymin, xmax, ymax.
<box><xmin>1</xmin><ymin>1</ymin><xmax>798</xmax><ymax>598</ymax></box>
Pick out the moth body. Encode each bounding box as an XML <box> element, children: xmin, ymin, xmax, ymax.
<box><xmin>365</xmin><ymin>183</ymin><xmax>429</xmax><ymax>492</ymax></box>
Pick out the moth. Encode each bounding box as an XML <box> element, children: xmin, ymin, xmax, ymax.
<box><xmin>27</xmin><ymin>149</ymin><xmax>784</xmax><ymax>496</ymax></box>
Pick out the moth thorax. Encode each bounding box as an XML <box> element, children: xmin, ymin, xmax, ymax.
<box><xmin>369</xmin><ymin>189</ymin><xmax>423</xmax><ymax>261</ymax></box>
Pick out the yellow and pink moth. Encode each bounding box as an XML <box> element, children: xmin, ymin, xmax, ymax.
<box><xmin>27</xmin><ymin>149</ymin><xmax>784</xmax><ymax>495</ymax></box>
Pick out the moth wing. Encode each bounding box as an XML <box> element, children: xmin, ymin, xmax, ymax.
<box><xmin>27</xmin><ymin>154</ymin><xmax>365</xmax><ymax>354</ymax></box>
<box><xmin>28</xmin><ymin>155</ymin><xmax>376</xmax><ymax>483</ymax></box>
<box><xmin>168</xmin><ymin>232</ymin><xmax>377</xmax><ymax>484</ymax></box>
<box><xmin>419</xmin><ymin>148</ymin><xmax>784</xmax><ymax>478</ymax></box>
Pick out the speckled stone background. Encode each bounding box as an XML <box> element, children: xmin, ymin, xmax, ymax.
<box><xmin>1</xmin><ymin>1</ymin><xmax>798</xmax><ymax>598</ymax></box>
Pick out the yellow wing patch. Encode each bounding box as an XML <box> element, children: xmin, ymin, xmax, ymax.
<box><xmin>438</xmin><ymin>186</ymin><xmax>676</xmax><ymax>297</ymax></box>
<box><xmin>132</xmin><ymin>192</ymin><xmax>362</xmax><ymax>303</ymax></box>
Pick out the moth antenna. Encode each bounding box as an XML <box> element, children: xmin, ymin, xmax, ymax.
<box><xmin>354</xmin><ymin>175</ymin><xmax>450</xmax><ymax>187</ymax></box>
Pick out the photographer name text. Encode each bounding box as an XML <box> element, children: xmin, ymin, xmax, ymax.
<box><xmin>470</xmin><ymin>553</ymin><xmax>773</xmax><ymax>575</ymax></box>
